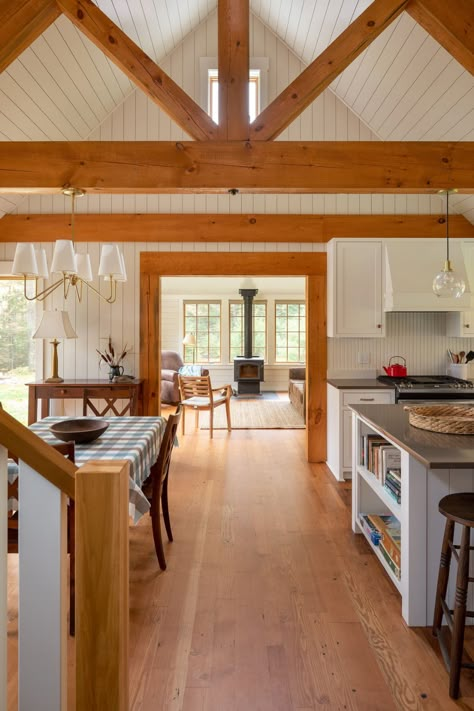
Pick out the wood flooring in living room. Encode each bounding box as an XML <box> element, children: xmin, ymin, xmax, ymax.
<box><xmin>7</xmin><ymin>428</ymin><xmax>474</xmax><ymax>709</ymax></box>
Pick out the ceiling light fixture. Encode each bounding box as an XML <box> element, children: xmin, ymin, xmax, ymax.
<box><xmin>12</xmin><ymin>187</ymin><xmax>127</xmax><ymax>304</ymax></box>
<box><xmin>432</xmin><ymin>189</ymin><xmax>465</xmax><ymax>299</ymax></box>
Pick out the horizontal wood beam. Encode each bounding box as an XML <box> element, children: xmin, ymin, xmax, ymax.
<box><xmin>0</xmin><ymin>0</ymin><xmax>60</xmax><ymax>73</ymax></box>
<box><xmin>1</xmin><ymin>213</ymin><xmax>473</xmax><ymax>243</ymax></box>
<box><xmin>251</xmin><ymin>0</ymin><xmax>409</xmax><ymax>141</ymax></box>
<box><xmin>0</xmin><ymin>141</ymin><xmax>472</xmax><ymax>193</ymax></box>
<box><xmin>407</xmin><ymin>0</ymin><xmax>474</xmax><ymax>75</ymax></box>
<box><xmin>218</xmin><ymin>0</ymin><xmax>250</xmax><ymax>140</ymax></box>
<box><xmin>56</xmin><ymin>0</ymin><xmax>218</xmax><ymax>141</ymax></box>
<box><xmin>140</xmin><ymin>251</ymin><xmax>326</xmax><ymax>276</ymax></box>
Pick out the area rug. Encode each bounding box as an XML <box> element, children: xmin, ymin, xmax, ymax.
<box><xmin>199</xmin><ymin>397</ymin><xmax>305</xmax><ymax>430</ymax></box>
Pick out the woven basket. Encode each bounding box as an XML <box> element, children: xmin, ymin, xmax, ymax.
<box><xmin>405</xmin><ymin>405</ymin><xmax>474</xmax><ymax>435</ymax></box>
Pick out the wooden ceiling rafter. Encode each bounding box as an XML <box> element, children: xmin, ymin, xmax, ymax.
<box><xmin>0</xmin><ymin>0</ymin><xmax>60</xmax><ymax>74</ymax></box>
<box><xmin>250</xmin><ymin>0</ymin><xmax>410</xmax><ymax>141</ymax></box>
<box><xmin>0</xmin><ymin>141</ymin><xmax>472</xmax><ymax>193</ymax></box>
<box><xmin>217</xmin><ymin>0</ymin><xmax>250</xmax><ymax>140</ymax></box>
<box><xmin>407</xmin><ymin>0</ymin><xmax>474</xmax><ymax>76</ymax></box>
<box><xmin>1</xmin><ymin>213</ymin><xmax>473</xmax><ymax>243</ymax></box>
<box><xmin>55</xmin><ymin>0</ymin><xmax>218</xmax><ymax>141</ymax></box>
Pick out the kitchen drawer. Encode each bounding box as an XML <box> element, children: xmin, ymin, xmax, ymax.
<box><xmin>342</xmin><ymin>391</ymin><xmax>394</xmax><ymax>407</ymax></box>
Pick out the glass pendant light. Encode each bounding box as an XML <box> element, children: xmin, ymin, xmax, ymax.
<box><xmin>432</xmin><ymin>189</ymin><xmax>465</xmax><ymax>298</ymax></box>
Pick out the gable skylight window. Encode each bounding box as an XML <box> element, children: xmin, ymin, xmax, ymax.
<box><xmin>208</xmin><ymin>69</ymin><xmax>261</xmax><ymax>123</ymax></box>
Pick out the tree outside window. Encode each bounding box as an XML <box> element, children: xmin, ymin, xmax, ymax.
<box><xmin>275</xmin><ymin>301</ymin><xmax>306</xmax><ymax>363</ymax></box>
<box><xmin>229</xmin><ymin>301</ymin><xmax>266</xmax><ymax>360</ymax></box>
<box><xmin>0</xmin><ymin>279</ymin><xmax>36</xmax><ymax>423</ymax></box>
<box><xmin>183</xmin><ymin>301</ymin><xmax>221</xmax><ymax>363</ymax></box>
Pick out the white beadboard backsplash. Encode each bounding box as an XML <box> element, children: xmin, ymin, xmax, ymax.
<box><xmin>329</xmin><ymin>312</ymin><xmax>474</xmax><ymax>376</ymax></box>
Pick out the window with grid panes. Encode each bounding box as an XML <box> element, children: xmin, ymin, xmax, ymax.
<box><xmin>275</xmin><ymin>301</ymin><xmax>306</xmax><ymax>363</ymax></box>
<box><xmin>229</xmin><ymin>300</ymin><xmax>266</xmax><ymax>361</ymax></box>
<box><xmin>183</xmin><ymin>301</ymin><xmax>221</xmax><ymax>363</ymax></box>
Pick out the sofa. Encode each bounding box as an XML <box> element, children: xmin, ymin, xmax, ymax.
<box><xmin>161</xmin><ymin>351</ymin><xmax>184</xmax><ymax>404</ymax></box>
<box><xmin>288</xmin><ymin>367</ymin><xmax>306</xmax><ymax>421</ymax></box>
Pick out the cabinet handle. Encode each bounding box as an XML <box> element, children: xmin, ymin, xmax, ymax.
<box><xmin>465</xmin><ymin>324</ymin><xmax>470</xmax><ymax>329</ymax></box>
<box><xmin>377</xmin><ymin>324</ymin><xmax>382</xmax><ymax>329</ymax></box>
<box><xmin>360</xmin><ymin>397</ymin><xmax>375</xmax><ymax>402</ymax></box>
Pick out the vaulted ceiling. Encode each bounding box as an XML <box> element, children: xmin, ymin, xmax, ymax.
<box><xmin>0</xmin><ymin>0</ymin><xmax>473</xmax><ymax>221</ymax></box>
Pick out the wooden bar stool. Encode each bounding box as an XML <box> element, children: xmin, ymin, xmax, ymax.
<box><xmin>433</xmin><ymin>492</ymin><xmax>474</xmax><ymax>698</ymax></box>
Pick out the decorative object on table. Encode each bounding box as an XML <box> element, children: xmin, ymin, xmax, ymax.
<box><xmin>405</xmin><ymin>404</ymin><xmax>474</xmax><ymax>435</ymax></box>
<box><xmin>96</xmin><ymin>337</ymin><xmax>132</xmax><ymax>381</ymax></box>
<box><xmin>432</xmin><ymin>189</ymin><xmax>466</xmax><ymax>299</ymax></box>
<box><xmin>382</xmin><ymin>356</ymin><xmax>407</xmax><ymax>377</ymax></box>
<box><xmin>11</xmin><ymin>187</ymin><xmax>127</xmax><ymax>304</ymax></box>
<box><xmin>49</xmin><ymin>418</ymin><xmax>109</xmax><ymax>444</ymax></box>
<box><xmin>182</xmin><ymin>332</ymin><xmax>196</xmax><ymax>363</ymax></box>
<box><xmin>33</xmin><ymin>310</ymin><xmax>77</xmax><ymax>383</ymax></box>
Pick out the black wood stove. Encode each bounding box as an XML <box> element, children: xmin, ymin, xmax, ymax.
<box><xmin>233</xmin><ymin>288</ymin><xmax>264</xmax><ymax>395</ymax></box>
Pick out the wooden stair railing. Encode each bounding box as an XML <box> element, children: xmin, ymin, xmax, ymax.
<box><xmin>0</xmin><ymin>405</ymin><xmax>129</xmax><ymax>711</ymax></box>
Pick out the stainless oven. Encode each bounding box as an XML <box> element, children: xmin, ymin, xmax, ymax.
<box><xmin>377</xmin><ymin>375</ymin><xmax>474</xmax><ymax>404</ymax></box>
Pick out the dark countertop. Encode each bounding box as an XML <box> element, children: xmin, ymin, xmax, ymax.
<box><xmin>350</xmin><ymin>404</ymin><xmax>474</xmax><ymax>469</ymax></box>
<box><xmin>327</xmin><ymin>378</ymin><xmax>395</xmax><ymax>390</ymax></box>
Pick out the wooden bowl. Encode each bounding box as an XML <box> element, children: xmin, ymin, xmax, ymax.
<box><xmin>49</xmin><ymin>418</ymin><xmax>109</xmax><ymax>444</ymax></box>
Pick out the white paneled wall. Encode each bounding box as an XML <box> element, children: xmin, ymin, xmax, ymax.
<box><xmin>329</xmin><ymin>311</ymin><xmax>474</xmax><ymax>377</ymax></box>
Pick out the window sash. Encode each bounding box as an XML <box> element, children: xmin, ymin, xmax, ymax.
<box><xmin>183</xmin><ymin>300</ymin><xmax>221</xmax><ymax>364</ymax></box>
<box><xmin>274</xmin><ymin>301</ymin><xmax>306</xmax><ymax>363</ymax></box>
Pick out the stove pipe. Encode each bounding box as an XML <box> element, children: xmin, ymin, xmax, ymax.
<box><xmin>239</xmin><ymin>288</ymin><xmax>258</xmax><ymax>359</ymax></box>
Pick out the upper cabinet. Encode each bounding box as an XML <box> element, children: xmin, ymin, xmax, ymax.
<box><xmin>327</xmin><ymin>240</ymin><xmax>384</xmax><ymax>338</ymax></box>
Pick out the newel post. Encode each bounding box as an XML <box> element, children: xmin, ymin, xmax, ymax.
<box><xmin>75</xmin><ymin>460</ymin><xmax>129</xmax><ymax>711</ymax></box>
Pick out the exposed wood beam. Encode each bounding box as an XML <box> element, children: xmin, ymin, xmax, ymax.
<box><xmin>407</xmin><ymin>0</ymin><xmax>474</xmax><ymax>75</ymax></box>
<box><xmin>1</xmin><ymin>214</ymin><xmax>473</xmax><ymax>243</ymax></box>
<box><xmin>55</xmin><ymin>0</ymin><xmax>218</xmax><ymax>141</ymax></box>
<box><xmin>0</xmin><ymin>0</ymin><xmax>60</xmax><ymax>73</ymax></box>
<box><xmin>250</xmin><ymin>0</ymin><xmax>409</xmax><ymax>141</ymax></box>
<box><xmin>0</xmin><ymin>141</ymin><xmax>472</xmax><ymax>193</ymax></box>
<box><xmin>218</xmin><ymin>0</ymin><xmax>250</xmax><ymax>139</ymax></box>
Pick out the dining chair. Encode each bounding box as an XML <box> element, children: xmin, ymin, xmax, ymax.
<box><xmin>145</xmin><ymin>406</ymin><xmax>181</xmax><ymax>570</ymax></box>
<box><xmin>8</xmin><ymin>441</ymin><xmax>77</xmax><ymax>636</ymax></box>
<box><xmin>82</xmin><ymin>385</ymin><xmax>137</xmax><ymax>417</ymax></box>
<box><xmin>178</xmin><ymin>374</ymin><xmax>232</xmax><ymax>439</ymax></box>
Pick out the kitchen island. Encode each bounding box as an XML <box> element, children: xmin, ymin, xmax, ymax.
<box><xmin>350</xmin><ymin>403</ymin><xmax>474</xmax><ymax>627</ymax></box>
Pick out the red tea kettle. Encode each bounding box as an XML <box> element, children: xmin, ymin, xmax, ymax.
<box><xmin>383</xmin><ymin>356</ymin><xmax>407</xmax><ymax>377</ymax></box>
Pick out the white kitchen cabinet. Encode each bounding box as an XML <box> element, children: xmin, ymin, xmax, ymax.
<box><xmin>327</xmin><ymin>384</ymin><xmax>395</xmax><ymax>481</ymax></box>
<box><xmin>446</xmin><ymin>311</ymin><xmax>474</xmax><ymax>337</ymax></box>
<box><xmin>327</xmin><ymin>239</ymin><xmax>384</xmax><ymax>337</ymax></box>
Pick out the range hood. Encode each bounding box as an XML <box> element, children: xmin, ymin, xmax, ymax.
<box><xmin>384</xmin><ymin>240</ymin><xmax>472</xmax><ymax>312</ymax></box>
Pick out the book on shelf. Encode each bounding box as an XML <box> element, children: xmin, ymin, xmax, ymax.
<box><xmin>380</xmin><ymin>447</ymin><xmax>401</xmax><ymax>484</ymax></box>
<box><xmin>383</xmin><ymin>481</ymin><xmax>401</xmax><ymax>505</ymax></box>
<box><xmin>359</xmin><ymin>514</ymin><xmax>382</xmax><ymax>546</ymax></box>
<box><xmin>379</xmin><ymin>540</ymin><xmax>401</xmax><ymax>579</ymax></box>
<box><xmin>367</xmin><ymin>514</ymin><xmax>401</xmax><ymax>568</ymax></box>
<box><xmin>362</xmin><ymin>434</ymin><xmax>386</xmax><ymax>471</ymax></box>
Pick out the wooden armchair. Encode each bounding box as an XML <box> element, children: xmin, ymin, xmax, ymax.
<box><xmin>178</xmin><ymin>374</ymin><xmax>232</xmax><ymax>439</ymax></box>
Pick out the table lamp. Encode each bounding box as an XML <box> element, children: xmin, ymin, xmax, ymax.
<box><xmin>33</xmin><ymin>310</ymin><xmax>77</xmax><ymax>382</ymax></box>
<box><xmin>182</xmin><ymin>333</ymin><xmax>196</xmax><ymax>364</ymax></box>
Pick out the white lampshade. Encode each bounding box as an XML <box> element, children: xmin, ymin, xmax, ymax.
<box><xmin>35</xmin><ymin>248</ymin><xmax>49</xmax><ymax>278</ymax></box>
<box><xmin>51</xmin><ymin>240</ymin><xmax>77</xmax><ymax>274</ymax></box>
<box><xmin>12</xmin><ymin>243</ymin><xmax>39</xmax><ymax>276</ymax></box>
<box><xmin>33</xmin><ymin>310</ymin><xmax>78</xmax><ymax>339</ymax></box>
<box><xmin>75</xmin><ymin>253</ymin><xmax>93</xmax><ymax>282</ymax></box>
<box><xmin>98</xmin><ymin>245</ymin><xmax>124</xmax><ymax>277</ymax></box>
<box><xmin>182</xmin><ymin>333</ymin><xmax>196</xmax><ymax>346</ymax></box>
<box><xmin>104</xmin><ymin>250</ymin><xmax>127</xmax><ymax>282</ymax></box>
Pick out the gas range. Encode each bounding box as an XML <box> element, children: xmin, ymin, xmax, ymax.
<box><xmin>377</xmin><ymin>375</ymin><xmax>474</xmax><ymax>402</ymax></box>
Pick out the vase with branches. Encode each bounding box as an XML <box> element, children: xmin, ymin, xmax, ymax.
<box><xmin>97</xmin><ymin>337</ymin><xmax>132</xmax><ymax>380</ymax></box>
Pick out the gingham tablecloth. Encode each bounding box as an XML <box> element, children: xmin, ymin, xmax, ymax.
<box><xmin>25</xmin><ymin>416</ymin><xmax>168</xmax><ymax>523</ymax></box>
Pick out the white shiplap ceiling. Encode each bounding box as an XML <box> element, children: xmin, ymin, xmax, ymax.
<box><xmin>0</xmin><ymin>0</ymin><xmax>473</xmax><ymax>220</ymax></box>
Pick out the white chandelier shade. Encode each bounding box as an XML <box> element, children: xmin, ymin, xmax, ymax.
<box><xmin>12</xmin><ymin>187</ymin><xmax>127</xmax><ymax>304</ymax></box>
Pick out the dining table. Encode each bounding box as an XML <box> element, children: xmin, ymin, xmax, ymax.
<box><xmin>27</xmin><ymin>415</ymin><xmax>168</xmax><ymax>522</ymax></box>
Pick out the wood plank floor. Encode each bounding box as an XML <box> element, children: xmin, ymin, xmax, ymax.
<box><xmin>7</xmin><ymin>428</ymin><xmax>474</xmax><ymax>709</ymax></box>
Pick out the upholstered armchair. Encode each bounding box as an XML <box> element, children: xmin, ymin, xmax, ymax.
<box><xmin>161</xmin><ymin>350</ymin><xmax>184</xmax><ymax>404</ymax></box>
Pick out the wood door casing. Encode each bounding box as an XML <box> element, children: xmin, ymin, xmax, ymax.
<box><xmin>139</xmin><ymin>252</ymin><xmax>327</xmax><ymax>462</ymax></box>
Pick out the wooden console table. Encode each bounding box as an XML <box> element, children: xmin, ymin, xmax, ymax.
<box><xmin>27</xmin><ymin>379</ymin><xmax>144</xmax><ymax>425</ymax></box>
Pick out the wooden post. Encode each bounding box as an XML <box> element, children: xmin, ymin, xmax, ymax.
<box><xmin>217</xmin><ymin>0</ymin><xmax>250</xmax><ymax>139</ymax></box>
<box><xmin>306</xmin><ymin>275</ymin><xmax>327</xmax><ymax>462</ymax></box>
<box><xmin>75</xmin><ymin>460</ymin><xmax>129</xmax><ymax>711</ymax></box>
<box><xmin>0</xmin><ymin>445</ymin><xmax>7</xmax><ymax>711</ymax></box>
